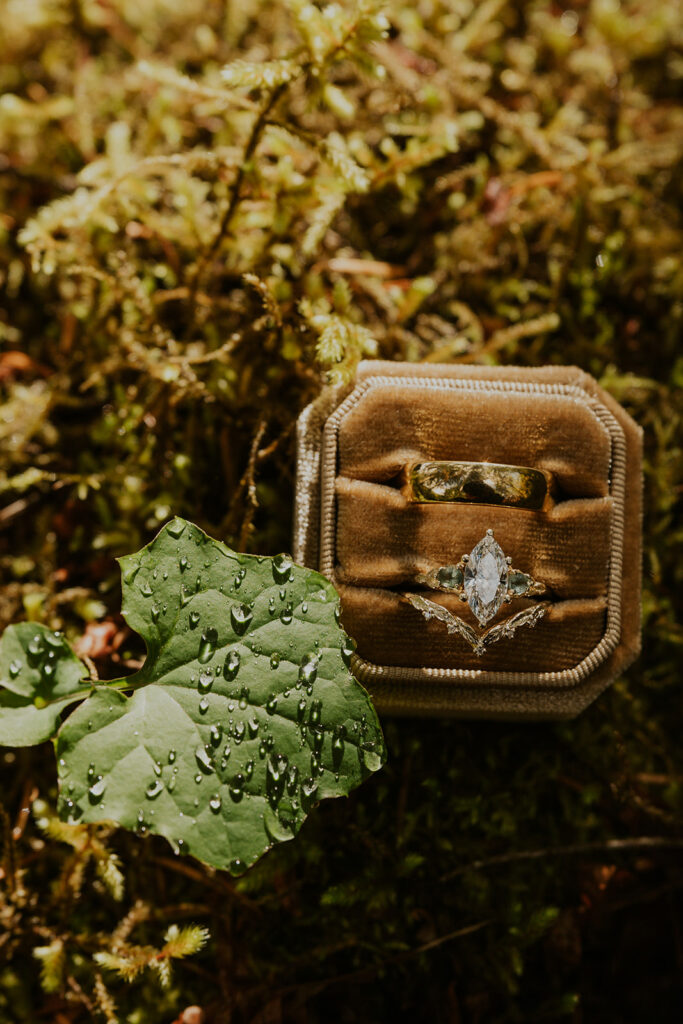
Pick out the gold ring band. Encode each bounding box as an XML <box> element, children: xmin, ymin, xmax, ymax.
<box><xmin>404</xmin><ymin>460</ymin><xmax>552</xmax><ymax>511</ymax></box>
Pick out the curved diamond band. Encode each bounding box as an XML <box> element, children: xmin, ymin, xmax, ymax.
<box><xmin>405</xmin><ymin>460</ymin><xmax>553</xmax><ymax>511</ymax></box>
<box><xmin>403</xmin><ymin>530</ymin><xmax>550</xmax><ymax>655</ymax></box>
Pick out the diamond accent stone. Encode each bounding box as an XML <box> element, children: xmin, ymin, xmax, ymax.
<box><xmin>463</xmin><ymin>532</ymin><xmax>508</xmax><ymax>625</ymax></box>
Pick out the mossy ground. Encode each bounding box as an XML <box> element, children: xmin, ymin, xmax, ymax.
<box><xmin>1</xmin><ymin>2</ymin><xmax>682</xmax><ymax>1022</ymax></box>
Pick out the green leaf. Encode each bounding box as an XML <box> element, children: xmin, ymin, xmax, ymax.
<box><xmin>56</xmin><ymin>518</ymin><xmax>385</xmax><ymax>873</ymax></box>
<box><xmin>0</xmin><ymin>623</ymin><xmax>89</xmax><ymax>746</ymax></box>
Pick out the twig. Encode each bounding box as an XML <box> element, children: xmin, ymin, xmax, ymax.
<box><xmin>238</xmin><ymin>420</ymin><xmax>268</xmax><ymax>551</ymax></box>
<box><xmin>188</xmin><ymin>83</ymin><xmax>287</xmax><ymax>317</ymax></box>
<box><xmin>12</xmin><ymin>780</ymin><xmax>38</xmax><ymax>842</ymax></box>
<box><xmin>274</xmin><ymin>920</ymin><xmax>490</xmax><ymax>998</ymax></box>
<box><xmin>441</xmin><ymin>836</ymin><xmax>683</xmax><ymax>882</ymax></box>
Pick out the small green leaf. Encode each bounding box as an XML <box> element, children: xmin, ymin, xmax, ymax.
<box><xmin>56</xmin><ymin>518</ymin><xmax>385</xmax><ymax>873</ymax></box>
<box><xmin>0</xmin><ymin>623</ymin><xmax>89</xmax><ymax>746</ymax></box>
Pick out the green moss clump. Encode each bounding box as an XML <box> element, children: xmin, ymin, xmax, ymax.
<box><xmin>1</xmin><ymin>1</ymin><xmax>682</xmax><ymax>1021</ymax></box>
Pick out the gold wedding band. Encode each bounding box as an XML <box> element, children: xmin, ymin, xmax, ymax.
<box><xmin>404</xmin><ymin>460</ymin><xmax>553</xmax><ymax>511</ymax></box>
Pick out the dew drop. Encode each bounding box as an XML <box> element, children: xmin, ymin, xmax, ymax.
<box><xmin>279</xmin><ymin>604</ymin><xmax>293</xmax><ymax>626</ymax></box>
<box><xmin>272</xmin><ymin>553</ymin><xmax>293</xmax><ymax>584</ymax></box>
<box><xmin>301</xmin><ymin>602</ymin><xmax>308</xmax><ymax>614</ymax></box>
<box><xmin>168</xmin><ymin>749</ymin><xmax>176</xmax><ymax>764</ymax></box>
<box><xmin>299</xmin><ymin>652</ymin><xmax>318</xmax><ymax>687</ymax></box>
<box><xmin>230</xmin><ymin>604</ymin><xmax>253</xmax><ymax>635</ymax></box>
<box><xmin>198</xmin><ymin>697</ymin><xmax>210</xmax><ymax>714</ymax></box>
<box><xmin>310</xmin><ymin>724</ymin><xmax>324</xmax><ymax>753</ymax></box>
<box><xmin>195</xmin><ymin>745</ymin><xmax>215</xmax><ymax>774</ymax></box>
<box><xmin>266</xmin><ymin>753</ymin><xmax>288</xmax><ymax>804</ymax></box>
<box><xmin>234</xmin><ymin>721</ymin><xmax>245</xmax><ymax>744</ymax></box>
<box><xmin>8</xmin><ymin>659</ymin><xmax>22</xmax><ymax>678</ymax></box>
<box><xmin>179</xmin><ymin>555</ymin><xmax>190</xmax><ymax>572</ymax></box>
<box><xmin>27</xmin><ymin>635</ymin><xmax>43</xmax><ymax>659</ymax></box>
<box><xmin>229</xmin><ymin>773</ymin><xmax>245</xmax><ymax>801</ymax></box>
<box><xmin>189</xmin><ymin>610</ymin><xmax>201</xmax><ymax>629</ymax></box>
<box><xmin>309</xmin><ymin>696</ymin><xmax>321</xmax><ymax>729</ymax></box>
<box><xmin>238</xmin><ymin>686</ymin><xmax>249</xmax><ymax>710</ymax></box>
<box><xmin>286</xmin><ymin>764</ymin><xmax>299</xmax><ymax>793</ymax></box>
<box><xmin>198</xmin><ymin>627</ymin><xmax>218</xmax><ymax>664</ymax></box>
<box><xmin>209</xmin><ymin>794</ymin><xmax>222</xmax><ymax>814</ymax></box>
<box><xmin>269</xmin><ymin>652</ymin><xmax>280</xmax><ymax>670</ymax></box>
<box><xmin>198</xmin><ymin>669</ymin><xmax>213</xmax><ymax>694</ymax></box>
<box><xmin>209</xmin><ymin>724</ymin><xmax>222</xmax><ymax>747</ymax></box>
<box><xmin>248</xmin><ymin>717</ymin><xmax>259</xmax><ymax>738</ymax></box>
<box><xmin>88</xmin><ymin>778</ymin><xmax>105</xmax><ymax>803</ymax></box>
<box><xmin>151</xmin><ymin>603</ymin><xmax>161</xmax><ymax>623</ymax></box>
<box><xmin>332</xmin><ymin>724</ymin><xmax>346</xmax><ymax>768</ymax></box>
<box><xmin>266</xmin><ymin>694</ymin><xmax>278</xmax><ymax>715</ymax></box>
<box><xmin>301</xmin><ymin>777</ymin><xmax>318</xmax><ymax>800</ymax></box>
<box><xmin>140</xmin><ymin>581</ymin><xmax>153</xmax><ymax>597</ymax></box>
<box><xmin>230</xmin><ymin>858</ymin><xmax>246</xmax><ymax>874</ymax></box>
<box><xmin>245</xmin><ymin>759</ymin><xmax>254</xmax><ymax>780</ymax></box>
<box><xmin>341</xmin><ymin>635</ymin><xmax>356</xmax><ymax>667</ymax></box>
<box><xmin>297</xmin><ymin>698</ymin><xmax>306</xmax><ymax>721</ymax></box>
<box><xmin>167</xmin><ymin>519</ymin><xmax>186</xmax><ymax>538</ymax></box>
<box><xmin>123</xmin><ymin>563</ymin><xmax>141</xmax><ymax>585</ymax></box>
<box><xmin>223</xmin><ymin>649</ymin><xmax>241</xmax><ymax>681</ymax></box>
<box><xmin>146</xmin><ymin>779</ymin><xmax>164</xmax><ymax>799</ymax></box>
<box><xmin>361</xmin><ymin>742</ymin><xmax>383</xmax><ymax>772</ymax></box>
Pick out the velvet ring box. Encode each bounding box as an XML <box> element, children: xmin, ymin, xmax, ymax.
<box><xmin>294</xmin><ymin>362</ymin><xmax>642</xmax><ymax>720</ymax></box>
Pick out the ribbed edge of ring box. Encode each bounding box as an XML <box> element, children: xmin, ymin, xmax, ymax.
<box><xmin>294</xmin><ymin>362</ymin><xmax>642</xmax><ymax>720</ymax></box>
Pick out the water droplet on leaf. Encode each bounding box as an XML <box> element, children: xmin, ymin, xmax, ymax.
<box><xmin>224</xmin><ymin>650</ymin><xmax>241</xmax><ymax>681</ymax></box>
<box><xmin>198</xmin><ymin>670</ymin><xmax>213</xmax><ymax>694</ymax></box>
<box><xmin>195</xmin><ymin>746</ymin><xmax>215</xmax><ymax>774</ymax></box>
<box><xmin>272</xmin><ymin>553</ymin><xmax>293</xmax><ymax>584</ymax></box>
<box><xmin>341</xmin><ymin>636</ymin><xmax>356</xmax><ymax>667</ymax></box>
<box><xmin>230</xmin><ymin>604</ymin><xmax>253</xmax><ymax>635</ymax></box>
<box><xmin>167</xmin><ymin>519</ymin><xmax>186</xmax><ymax>538</ymax></box>
<box><xmin>198</xmin><ymin>627</ymin><xmax>218</xmax><ymax>663</ymax></box>
<box><xmin>279</xmin><ymin>604</ymin><xmax>293</xmax><ymax>625</ymax></box>
<box><xmin>299</xmin><ymin>653</ymin><xmax>318</xmax><ymax>687</ymax></box>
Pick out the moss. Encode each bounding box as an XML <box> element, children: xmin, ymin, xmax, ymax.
<box><xmin>1</xmin><ymin>1</ymin><xmax>682</xmax><ymax>1021</ymax></box>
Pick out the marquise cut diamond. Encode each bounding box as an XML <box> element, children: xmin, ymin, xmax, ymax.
<box><xmin>463</xmin><ymin>532</ymin><xmax>508</xmax><ymax>625</ymax></box>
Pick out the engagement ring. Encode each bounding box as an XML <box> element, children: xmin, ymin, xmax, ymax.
<box><xmin>402</xmin><ymin>530</ymin><xmax>550</xmax><ymax>656</ymax></box>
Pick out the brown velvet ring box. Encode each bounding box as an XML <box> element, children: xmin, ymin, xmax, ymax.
<box><xmin>294</xmin><ymin>362</ymin><xmax>642</xmax><ymax>720</ymax></box>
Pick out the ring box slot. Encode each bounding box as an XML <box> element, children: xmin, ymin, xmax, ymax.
<box><xmin>294</xmin><ymin>362</ymin><xmax>642</xmax><ymax>719</ymax></box>
<box><xmin>335</xmin><ymin>478</ymin><xmax>612</xmax><ymax>599</ymax></box>
<box><xmin>338</xmin><ymin>387</ymin><xmax>612</xmax><ymax>500</ymax></box>
<box><xmin>337</xmin><ymin>586</ymin><xmax>608</xmax><ymax>675</ymax></box>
